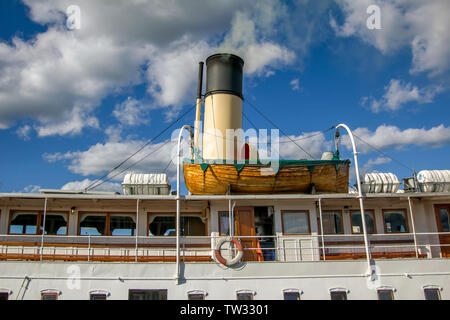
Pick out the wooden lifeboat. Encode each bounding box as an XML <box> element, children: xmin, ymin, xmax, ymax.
<box><xmin>183</xmin><ymin>159</ymin><xmax>350</xmax><ymax>195</ymax></box>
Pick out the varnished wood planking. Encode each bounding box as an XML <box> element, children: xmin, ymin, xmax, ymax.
<box><xmin>183</xmin><ymin>162</ymin><xmax>349</xmax><ymax>195</ymax></box>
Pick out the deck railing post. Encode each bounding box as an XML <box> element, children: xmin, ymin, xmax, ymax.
<box><xmin>175</xmin><ymin>125</ymin><xmax>192</xmax><ymax>284</ymax></box>
<box><xmin>335</xmin><ymin>124</ymin><xmax>371</xmax><ymax>271</ymax></box>
<box><xmin>88</xmin><ymin>235</ymin><xmax>91</xmax><ymax>262</ymax></box>
<box><xmin>40</xmin><ymin>197</ymin><xmax>48</xmax><ymax>262</ymax></box>
<box><xmin>135</xmin><ymin>199</ymin><xmax>139</xmax><ymax>262</ymax></box>
<box><xmin>408</xmin><ymin>196</ymin><xmax>419</xmax><ymax>258</ymax></box>
<box><xmin>318</xmin><ymin>199</ymin><xmax>326</xmax><ymax>261</ymax></box>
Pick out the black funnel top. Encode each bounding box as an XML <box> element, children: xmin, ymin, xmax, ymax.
<box><xmin>205</xmin><ymin>53</ymin><xmax>244</xmax><ymax>99</ymax></box>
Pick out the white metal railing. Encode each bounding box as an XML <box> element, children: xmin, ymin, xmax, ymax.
<box><xmin>1</xmin><ymin>232</ymin><xmax>450</xmax><ymax>262</ymax></box>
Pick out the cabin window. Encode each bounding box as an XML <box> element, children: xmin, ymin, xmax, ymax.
<box><xmin>41</xmin><ymin>213</ymin><xmax>68</xmax><ymax>235</ymax></box>
<box><xmin>128</xmin><ymin>289</ymin><xmax>167</xmax><ymax>300</ymax></box>
<box><xmin>330</xmin><ymin>291</ymin><xmax>347</xmax><ymax>300</ymax></box>
<box><xmin>438</xmin><ymin>208</ymin><xmax>450</xmax><ymax>232</ymax></box>
<box><xmin>219</xmin><ymin>212</ymin><xmax>230</xmax><ymax>235</ymax></box>
<box><xmin>351</xmin><ymin>211</ymin><xmax>376</xmax><ymax>234</ymax></box>
<box><xmin>9</xmin><ymin>212</ymin><xmax>38</xmax><ymax>234</ymax></box>
<box><xmin>90</xmin><ymin>294</ymin><xmax>107</xmax><ymax>300</ymax></box>
<box><xmin>236</xmin><ymin>293</ymin><xmax>253</xmax><ymax>300</ymax></box>
<box><xmin>79</xmin><ymin>214</ymin><xmax>106</xmax><ymax>236</ymax></box>
<box><xmin>383</xmin><ymin>210</ymin><xmax>408</xmax><ymax>233</ymax></box>
<box><xmin>283</xmin><ymin>290</ymin><xmax>300</xmax><ymax>300</ymax></box>
<box><xmin>281</xmin><ymin>211</ymin><xmax>310</xmax><ymax>234</ymax></box>
<box><xmin>41</xmin><ymin>293</ymin><xmax>58</xmax><ymax>300</ymax></box>
<box><xmin>9</xmin><ymin>211</ymin><xmax>68</xmax><ymax>235</ymax></box>
<box><xmin>424</xmin><ymin>288</ymin><xmax>441</xmax><ymax>300</ymax></box>
<box><xmin>377</xmin><ymin>289</ymin><xmax>394</xmax><ymax>300</ymax></box>
<box><xmin>110</xmin><ymin>214</ymin><xmax>136</xmax><ymax>236</ymax></box>
<box><xmin>322</xmin><ymin>211</ymin><xmax>343</xmax><ymax>234</ymax></box>
<box><xmin>148</xmin><ymin>215</ymin><xmax>206</xmax><ymax>236</ymax></box>
<box><xmin>0</xmin><ymin>292</ymin><xmax>9</xmax><ymax>300</ymax></box>
<box><xmin>188</xmin><ymin>293</ymin><xmax>205</xmax><ymax>300</ymax></box>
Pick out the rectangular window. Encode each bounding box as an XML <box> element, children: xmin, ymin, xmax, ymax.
<box><xmin>383</xmin><ymin>210</ymin><xmax>408</xmax><ymax>233</ymax></box>
<box><xmin>283</xmin><ymin>291</ymin><xmax>300</xmax><ymax>300</ymax></box>
<box><xmin>0</xmin><ymin>292</ymin><xmax>9</xmax><ymax>300</ymax></box>
<box><xmin>41</xmin><ymin>293</ymin><xmax>58</xmax><ymax>300</ymax></box>
<box><xmin>110</xmin><ymin>214</ymin><xmax>136</xmax><ymax>236</ymax></box>
<box><xmin>322</xmin><ymin>211</ymin><xmax>343</xmax><ymax>234</ymax></box>
<box><xmin>424</xmin><ymin>288</ymin><xmax>441</xmax><ymax>300</ymax></box>
<box><xmin>79</xmin><ymin>214</ymin><xmax>106</xmax><ymax>236</ymax></box>
<box><xmin>219</xmin><ymin>212</ymin><xmax>230</xmax><ymax>235</ymax></box>
<box><xmin>90</xmin><ymin>294</ymin><xmax>107</xmax><ymax>300</ymax></box>
<box><xmin>128</xmin><ymin>289</ymin><xmax>167</xmax><ymax>300</ymax></box>
<box><xmin>236</xmin><ymin>293</ymin><xmax>253</xmax><ymax>300</ymax></box>
<box><xmin>351</xmin><ymin>211</ymin><xmax>376</xmax><ymax>234</ymax></box>
<box><xmin>188</xmin><ymin>293</ymin><xmax>205</xmax><ymax>300</ymax></box>
<box><xmin>282</xmin><ymin>211</ymin><xmax>310</xmax><ymax>234</ymax></box>
<box><xmin>9</xmin><ymin>212</ymin><xmax>38</xmax><ymax>234</ymax></box>
<box><xmin>148</xmin><ymin>215</ymin><xmax>206</xmax><ymax>236</ymax></box>
<box><xmin>438</xmin><ymin>208</ymin><xmax>450</xmax><ymax>232</ymax></box>
<box><xmin>330</xmin><ymin>291</ymin><xmax>347</xmax><ymax>300</ymax></box>
<box><xmin>377</xmin><ymin>289</ymin><xmax>394</xmax><ymax>300</ymax></box>
<box><xmin>41</xmin><ymin>213</ymin><xmax>68</xmax><ymax>235</ymax></box>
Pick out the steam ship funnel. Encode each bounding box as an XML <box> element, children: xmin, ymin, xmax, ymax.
<box><xmin>203</xmin><ymin>53</ymin><xmax>244</xmax><ymax>160</ymax></box>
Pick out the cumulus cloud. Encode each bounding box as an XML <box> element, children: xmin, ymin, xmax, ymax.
<box><xmin>0</xmin><ymin>0</ymin><xmax>301</xmax><ymax>135</ymax></box>
<box><xmin>16</xmin><ymin>125</ymin><xmax>32</xmax><ymax>140</ymax></box>
<box><xmin>290</xmin><ymin>78</ymin><xmax>300</xmax><ymax>91</ymax></box>
<box><xmin>362</xmin><ymin>79</ymin><xmax>443</xmax><ymax>112</ymax></box>
<box><xmin>341</xmin><ymin>124</ymin><xmax>450</xmax><ymax>153</ymax></box>
<box><xmin>61</xmin><ymin>178</ymin><xmax>122</xmax><ymax>193</ymax></box>
<box><xmin>113</xmin><ymin>97</ymin><xmax>149</xmax><ymax>126</ymax></box>
<box><xmin>331</xmin><ymin>0</ymin><xmax>450</xmax><ymax>75</ymax></box>
<box><xmin>278</xmin><ymin>132</ymin><xmax>332</xmax><ymax>160</ymax></box>
<box><xmin>361</xmin><ymin>157</ymin><xmax>392</xmax><ymax>174</ymax></box>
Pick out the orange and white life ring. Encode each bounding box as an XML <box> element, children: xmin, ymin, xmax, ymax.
<box><xmin>214</xmin><ymin>237</ymin><xmax>244</xmax><ymax>266</ymax></box>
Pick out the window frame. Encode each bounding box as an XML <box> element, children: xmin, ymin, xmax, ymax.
<box><xmin>147</xmin><ymin>212</ymin><xmax>206</xmax><ymax>237</ymax></box>
<box><xmin>236</xmin><ymin>289</ymin><xmax>255</xmax><ymax>301</ymax></box>
<box><xmin>434</xmin><ymin>204</ymin><xmax>450</xmax><ymax>233</ymax></box>
<box><xmin>0</xmin><ymin>290</ymin><xmax>11</xmax><ymax>300</ymax></box>
<box><xmin>377</xmin><ymin>288</ymin><xmax>395</xmax><ymax>300</ymax></box>
<box><xmin>329</xmin><ymin>288</ymin><xmax>349</xmax><ymax>300</ymax></box>
<box><xmin>77</xmin><ymin>211</ymin><xmax>137</xmax><ymax>236</ymax></box>
<box><xmin>382</xmin><ymin>209</ymin><xmax>409</xmax><ymax>233</ymax></box>
<box><xmin>281</xmin><ymin>210</ymin><xmax>311</xmax><ymax>235</ymax></box>
<box><xmin>128</xmin><ymin>289</ymin><xmax>168</xmax><ymax>300</ymax></box>
<box><xmin>321</xmin><ymin>210</ymin><xmax>344</xmax><ymax>235</ymax></box>
<box><xmin>350</xmin><ymin>210</ymin><xmax>376</xmax><ymax>234</ymax></box>
<box><xmin>40</xmin><ymin>289</ymin><xmax>61</xmax><ymax>300</ymax></box>
<box><xmin>423</xmin><ymin>285</ymin><xmax>442</xmax><ymax>300</ymax></box>
<box><xmin>8</xmin><ymin>210</ymin><xmax>69</xmax><ymax>236</ymax></box>
<box><xmin>282</xmin><ymin>288</ymin><xmax>302</xmax><ymax>300</ymax></box>
<box><xmin>89</xmin><ymin>290</ymin><xmax>110</xmax><ymax>300</ymax></box>
<box><xmin>187</xmin><ymin>290</ymin><xmax>207</xmax><ymax>300</ymax></box>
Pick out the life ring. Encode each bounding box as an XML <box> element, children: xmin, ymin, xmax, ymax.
<box><xmin>214</xmin><ymin>237</ymin><xmax>244</xmax><ymax>266</ymax></box>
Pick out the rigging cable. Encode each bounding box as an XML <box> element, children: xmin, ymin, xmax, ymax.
<box><xmin>85</xmin><ymin>102</ymin><xmax>198</xmax><ymax>191</ymax></box>
<box><xmin>352</xmin><ymin>133</ymin><xmax>413</xmax><ymax>172</ymax></box>
<box><xmin>244</xmin><ymin>99</ymin><xmax>315</xmax><ymax>159</ymax></box>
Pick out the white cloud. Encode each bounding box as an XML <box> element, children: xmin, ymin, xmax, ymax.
<box><xmin>341</xmin><ymin>124</ymin><xmax>450</xmax><ymax>153</ymax></box>
<box><xmin>113</xmin><ymin>97</ymin><xmax>149</xmax><ymax>126</ymax></box>
<box><xmin>16</xmin><ymin>125</ymin><xmax>32</xmax><ymax>140</ymax></box>
<box><xmin>17</xmin><ymin>185</ymin><xmax>41</xmax><ymax>193</ymax></box>
<box><xmin>278</xmin><ymin>132</ymin><xmax>332</xmax><ymax>160</ymax></box>
<box><xmin>42</xmin><ymin>136</ymin><xmax>188</xmax><ymax>183</ymax></box>
<box><xmin>332</xmin><ymin>0</ymin><xmax>450</xmax><ymax>75</ymax></box>
<box><xmin>362</xmin><ymin>79</ymin><xmax>443</xmax><ymax>112</ymax></box>
<box><xmin>61</xmin><ymin>178</ymin><xmax>122</xmax><ymax>193</ymax></box>
<box><xmin>290</xmin><ymin>78</ymin><xmax>300</xmax><ymax>91</ymax></box>
<box><xmin>0</xmin><ymin>0</ymin><xmax>299</xmax><ymax>136</ymax></box>
<box><xmin>361</xmin><ymin>157</ymin><xmax>392</xmax><ymax>174</ymax></box>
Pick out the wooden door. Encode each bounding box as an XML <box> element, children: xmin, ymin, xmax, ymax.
<box><xmin>234</xmin><ymin>207</ymin><xmax>261</xmax><ymax>261</ymax></box>
<box><xmin>435</xmin><ymin>204</ymin><xmax>450</xmax><ymax>258</ymax></box>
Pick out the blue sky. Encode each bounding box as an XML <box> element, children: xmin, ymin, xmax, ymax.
<box><xmin>0</xmin><ymin>0</ymin><xmax>449</xmax><ymax>194</ymax></box>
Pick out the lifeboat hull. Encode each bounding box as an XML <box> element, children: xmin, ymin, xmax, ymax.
<box><xmin>183</xmin><ymin>160</ymin><xmax>350</xmax><ymax>195</ymax></box>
